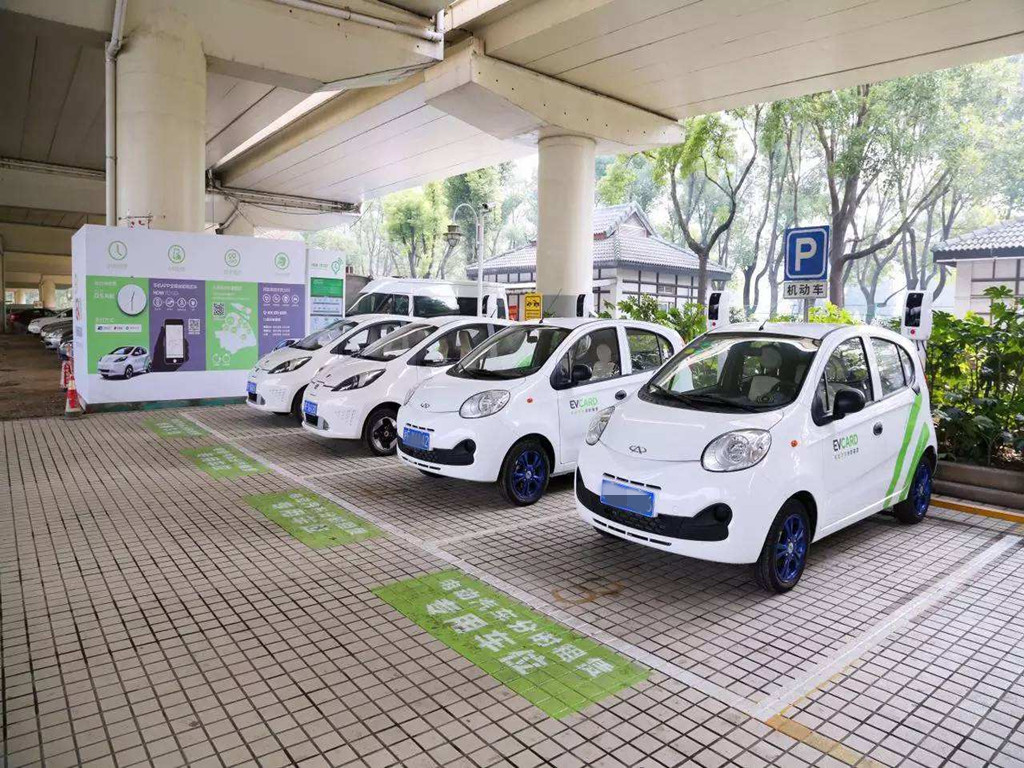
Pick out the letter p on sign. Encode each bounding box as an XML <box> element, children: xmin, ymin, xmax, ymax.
<box><xmin>784</xmin><ymin>226</ymin><xmax>829</xmax><ymax>281</ymax></box>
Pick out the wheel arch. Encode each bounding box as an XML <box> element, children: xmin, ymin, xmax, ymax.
<box><xmin>509</xmin><ymin>432</ymin><xmax>556</xmax><ymax>470</ymax></box>
<box><xmin>789</xmin><ymin>491</ymin><xmax>818</xmax><ymax>542</ymax></box>
<box><xmin>922</xmin><ymin>445</ymin><xmax>937</xmax><ymax>471</ymax></box>
<box><xmin>363</xmin><ymin>401</ymin><xmax>402</xmax><ymax>431</ymax></box>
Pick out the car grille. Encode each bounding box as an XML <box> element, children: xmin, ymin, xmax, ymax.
<box><xmin>575</xmin><ymin>470</ymin><xmax>731</xmax><ymax>542</ymax></box>
<box><xmin>398</xmin><ymin>438</ymin><xmax>476</xmax><ymax>466</ymax></box>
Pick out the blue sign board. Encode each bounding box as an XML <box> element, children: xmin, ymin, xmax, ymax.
<box><xmin>784</xmin><ymin>226</ymin><xmax>830</xmax><ymax>281</ymax></box>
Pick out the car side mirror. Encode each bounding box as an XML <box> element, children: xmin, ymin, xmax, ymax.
<box><xmin>832</xmin><ymin>389</ymin><xmax>866</xmax><ymax>420</ymax></box>
<box><xmin>571</xmin><ymin>363</ymin><xmax>593</xmax><ymax>384</ymax></box>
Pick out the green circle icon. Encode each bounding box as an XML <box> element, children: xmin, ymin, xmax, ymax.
<box><xmin>224</xmin><ymin>249</ymin><xmax>241</xmax><ymax>268</ymax></box>
<box><xmin>108</xmin><ymin>241</ymin><xmax>128</xmax><ymax>261</ymax></box>
<box><xmin>168</xmin><ymin>245</ymin><xmax>186</xmax><ymax>264</ymax></box>
<box><xmin>274</xmin><ymin>252</ymin><xmax>290</xmax><ymax>270</ymax></box>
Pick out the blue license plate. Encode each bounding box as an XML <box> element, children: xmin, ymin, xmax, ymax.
<box><xmin>303</xmin><ymin>400</ymin><xmax>317</xmax><ymax>416</ymax></box>
<box><xmin>403</xmin><ymin>427</ymin><xmax>430</xmax><ymax>451</ymax></box>
<box><xmin>600</xmin><ymin>479</ymin><xmax>655</xmax><ymax>517</ymax></box>
<box><xmin>247</xmin><ymin>381</ymin><xmax>257</xmax><ymax>395</ymax></box>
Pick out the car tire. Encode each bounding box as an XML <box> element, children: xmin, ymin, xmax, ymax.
<box><xmin>498</xmin><ymin>438</ymin><xmax>550</xmax><ymax>506</ymax></box>
<box><xmin>893</xmin><ymin>458</ymin><xmax>932</xmax><ymax>524</ymax></box>
<box><xmin>364</xmin><ymin>405</ymin><xmax>399</xmax><ymax>456</ymax></box>
<box><xmin>124</xmin><ymin>365</ymin><xmax>134</xmax><ymax>380</ymax></box>
<box><xmin>290</xmin><ymin>387</ymin><xmax>307</xmax><ymax>423</ymax></box>
<box><xmin>145</xmin><ymin>361</ymin><xmax>152</xmax><ymax>373</ymax></box>
<box><xmin>754</xmin><ymin>499</ymin><xmax>811</xmax><ymax>594</ymax></box>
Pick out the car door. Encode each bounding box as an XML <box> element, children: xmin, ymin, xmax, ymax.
<box><xmin>810</xmin><ymin>335</ymin><xmax>889</xmax><ymax>533</ymax></box>
<box><xmin>867</xmin><ymin>336</ymin><xmax>920</xmax><ymax>506</ymax></box>
<box><xmin>622</xmin><ymin>326</ymin><xmax>675</xmax><ymax>387</ymax></box>
<box><xmin>555</xmin><ymin>325</ymin><xmax>628</xmax><ymax>466</ymax></box>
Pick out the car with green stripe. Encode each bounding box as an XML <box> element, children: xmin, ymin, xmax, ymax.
<box><xmin>576</xmin><ymin>322</ymin><xmax>937</xmax><ymax>594</ymax></box>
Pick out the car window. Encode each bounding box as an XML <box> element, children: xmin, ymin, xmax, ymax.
<box><xmin>871</xmin><ymin>338</ymin><xmax>906</xmax><ymax>397</ymax></box>
<box><xmin>626</xmin><ymin>329</ymin><xmax>670</xmax><ymax>373</ymax></box>
<box><xmin>293</xmin><ymin>319</ymin><xmax>358</xmax><ymax>351</ymax></box>
<box><xmin>815</xmin><ymin>337</ymin><xmax>874</xmax><ymax>415</ymax></box>
<box><xmin>416</xmin><ymin>324</ymin><xmax>491</xmax><ymax>367</ymax></box>
<box><xmin>898</xmin><ymin>346</ymin><xmax>916</xmax><ymax>387</ymax></box>
<box><xmin>450</xmin><ymin>326</ymin><xmax>570</xmax><ymax>380</ymax></box>
<box><xmin>358</xmin><ymin>323</ymin><xmax>436</xmax><ymax>362</ymax></box>
<box><xmin>133</xmin><ymin>348</ymin><xmax>146</xmax><ymax>356</ymax></box>
<box><xmin>348</xmin><ymin>292</ymin><xmax>409</xmax><ymax>316</ymax></box>
<box><xmin>557</xmin><ymin>327</ymin><xmax>621</xmax><ymax>384</ymax></box>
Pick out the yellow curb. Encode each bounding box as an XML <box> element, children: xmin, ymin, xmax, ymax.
<box><xmin>931</xmin><ymin>496</ymin><xmax>1024</xmax><ymax>524</ymax></box>
<box><xmin>766</xmin><ymin>715</ymin><xmax>879</xmax><ymax>766</ymax></box>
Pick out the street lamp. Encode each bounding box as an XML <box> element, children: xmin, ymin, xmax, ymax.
<box><xmin>449</xmin><ymin>202</ymin><xmax>492</xmax><ymax>317</ymax></box>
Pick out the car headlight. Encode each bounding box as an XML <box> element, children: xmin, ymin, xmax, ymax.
<box><xmin>331</xmin><ymin>368</ymin><xmax>385</xmax><ymax>392</ymax></box>
<box><xmin>459</xmin><ymin>390</ymin><xmax>510</xmax><ymax>419</ymax></box>
<box><xmin>403</xmin><ymin>385</ymin><xmax>419</xmax><ymax>407</ymax></box>
<box><xmin>115</xmin><ymin>356</ymin><xmax>127</xmax><ymax>362</ymax></box>
<box><xmin>701</xmin><ymin>429</ymin><xmax>771</xmax><ymax>472</ymax></box>
<box><xmin>269</xmin><ymin>356</ymin><xmax>311</xmax><ymax>374</ymax></box>
<box><xmin>585</xmin><ymin>407</ymin><xmax>615</xmax><ymax>446</ymax></box>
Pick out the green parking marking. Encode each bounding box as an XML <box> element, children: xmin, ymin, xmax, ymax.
<box><xmin>144</xmin><ymin>416</ymin><xmax>210</xmax><ymax>439</ymax></box>
<box><xmin>246</xmin><ymin>490</ymin><xmax>381</xmax><ymax>548</ymax></box>
<box><xmin>373</xmin><ymin>570</ymin><xmax>648</xmax><ymax>718</ymax></box>
<box><xmin>180</xmin><ymin>445</ymin><xmax>268</xmax><ymax>479</ymax></box>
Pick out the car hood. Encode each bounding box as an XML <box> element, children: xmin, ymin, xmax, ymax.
<box><xmin>99</xmin><ymin>354</ymin><xmax>128</xmax><ymax>364</ymax></box>
<box><xmin>255</xmin><ymin>346</ymin><xmax>314</xmax><ymax>372</ymax></box>
<box><xmin>406</xmin><ymin>372</ymin><xmax>529</xmax><ymax>415</ymax></box>
<box><xmin>599</xmin><ymin>395</ymin><xmax>787</xmax><ymax>461</ymax></box>
<box><xmin>309</xmin><ymin>357</ymin><xmax>390</xmax><ymax>391</ymax></box>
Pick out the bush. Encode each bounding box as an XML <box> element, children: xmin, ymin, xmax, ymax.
<box><xmin>603</xmin><ymin>294</ymin><xmax>707</xmax><ymax>343</ymax></box>
<box><xmin>928</xmin><ymin>286</ymin><xmax>1024</xmax><ymax>467</ymax></box>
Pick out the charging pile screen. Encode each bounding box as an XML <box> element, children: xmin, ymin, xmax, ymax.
<box><xmin>166</xmin><ymin>324</ymin><xmax>184</xmax><ymax>359</ymax></box>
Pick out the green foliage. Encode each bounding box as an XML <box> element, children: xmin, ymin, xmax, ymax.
<box><xmin>595</xmin><ymin>154</ymin><xmax>665</xmax><ymax>213</ymax></box>
<box><xmin>384</xmin><ymin>183</ymin><xmax>446</xmax><ymax>277</ymax></box>
<box><xmin>604</xmin><ymin>294</ymin><xmax>707</xmax><ymax>343</ymax></box>
<box><xmin>807</xmin><ymin>302</ymin><xmax>857</xmax><ymax>325</ymax></box>
<box><xmin>928</xmin><ymin>287</ymin><xmax>1024</xmax><ymax>467</ymax></box>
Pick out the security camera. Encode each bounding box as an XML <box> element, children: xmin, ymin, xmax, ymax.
<box><xmin>480</xmin><ymin>201</ymin><xmax>495</xmax><ymax>213</ymax></box>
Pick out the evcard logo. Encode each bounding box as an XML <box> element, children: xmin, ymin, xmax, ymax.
<box><xmin>570</xmin><ymin>395</ymin><xmax>600</xmax><ymax>415</ymax></box>
<box><xmin>832</xmin><ymin>433</ymin><xmax>859</xmax><ymax>460</ymax></box>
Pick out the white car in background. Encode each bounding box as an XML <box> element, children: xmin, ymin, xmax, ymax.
<box><xmin>28</xmin><ymin>308</ymin><xmax>72</xmax><ymax>334</ymax></box>
<box><xmin>302</xmin><ymin>316</ymin><xmax>511</xmax><ymax>455</ymax></box>
<box><xmin>247</xmin><ymin>315</ymin><xmax>409</xmax><ymax>420</ymax></box>
<box><xmin>575</xmin><ymin>323</ymin><xmax>937</xmax><ymax>593</ymax></box>
<box><xmin>348</xmin><ymin>277</ymin><xmax>509</xmax><ymax>319</ymax></box>
<box><xmin>397</xmin><ymin>319</ymin><xmax>683</xmax><ymax>504</ymax></box>
<box><xmin>99</xmin><ymin>346</ymin><xmax>151</xmax><ymax>379</ymax></box>
<box><xmin>41</xmin><ymin>321</ymin><xmax>73</xmax><ymax>349</ymax></box>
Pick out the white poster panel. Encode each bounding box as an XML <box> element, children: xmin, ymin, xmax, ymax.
<box><xmin>306</xmin><ymin>249</ymin><xmax>346</xmax><ymax>332</ymax></box>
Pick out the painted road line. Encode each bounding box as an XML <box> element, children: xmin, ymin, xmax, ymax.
<box><xmin>748</xmin><ymin>533</ymin><xmax>1020</xmax><ymax>721</ymax></box>
<box><xmin>931</xmin><ymin>496</ymin><xmax>1024</xmax><ymax>524</ymax></box>
<box><xmin>179</xmin><ymin>411</ymin><xmax>762</xmax><ymax>718</ymax></box>
<box><xmin>766</xmin><ymin>715</ymin><xmax>886</xmax><ymax>767</ymax></box>
<box><xmin>426</xmin><ymin>511</ymin><xmax>577</xmax><ymax>547</ymax></box>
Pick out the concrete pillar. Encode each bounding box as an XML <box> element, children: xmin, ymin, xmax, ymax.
<box><xmin>116</xmin><ymin>8</ymin><xmax>206</xmax><ymax>232</ymax></box>
<box><xmin>14</xmin><ymin>289</ymin><xmax>30</xmax><ymax>305</ymax></box>
<box><xmin>221</xmin><ymin>212</ymin><xmax>255</xmax><ymax>237</ymax></box>
<box><xmin>39</xmin><ymin>278</ymin><xmax>57</xmax><ymax>309</ymax></box>
<box><xmin>535</xmin><ymin>134</ymin><xmax>596</xmax><ymax>317</ymax></box>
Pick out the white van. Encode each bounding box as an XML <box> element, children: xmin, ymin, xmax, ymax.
<box><xmin>348</xmin><ymin>278</ymin><xmax>509</xmax><ymax>319</ymax></box>
<box><xmin>301</xmin><ymin>317</ymin><xmax>512</xmax><ymax>454</ymax></box>
<box><xmin>575</xmin><ymin>323</ymin><xmax>937</xmax><ymax>593</ymax></box>
<box><xmin>396</xmin><ymin>319</ymin><xmax>683</xmax><ymax>505</ymax></box>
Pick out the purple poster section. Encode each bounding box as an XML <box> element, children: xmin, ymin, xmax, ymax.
<box><xmin>148</xmin><ymin>279</ymin><xmax>206</xmax><ymax>372</ymax></box>
<box><xmin>258</xmin><ymin>283</ymin><xmax>306</xmax><ymax>356</ymax></box>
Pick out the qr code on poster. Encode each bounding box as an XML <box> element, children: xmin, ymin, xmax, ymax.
<box><xmin>212</xmin><ymin>302</ymin><xmax>225</xmax><ymax>317</ymax></box>
<box><xmin>187</xmin><ymin>318</ymin><xmax>201</xmax><ymax>334</ymax></box>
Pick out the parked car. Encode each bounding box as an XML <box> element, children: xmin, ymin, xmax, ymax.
<box><xmin>7</xmin><ymin>306</ymin><xmax>54</xmax><ymax>332</ymax></box>
<box><xmin>247</xmin><ymin>315</ymin><xmax>409</xmax><ymax>419</ymax></box>
<box><xmin>348</xmin><ymin>278</ymin><xmax>509</xmax><ymax>319</ymax></box>
<box><xmin>41</xmin><ymin>321</ymin><xmax>73</xmax><ymax>349</ymax></box>
<box><xmin>98</xmin><ymin>346</ymin><xmax>151</xmax><ymax>379</ymax></box>
<box><xmin>28</xmin><ymin>308</ymin><xmax>72</xmax><ymax>334</ymax></box>
<box><xmin>58</xmin><ymin>339</ymin><xmax>74</xmax><ymax>361</ymax></box>
<box><xmin>574</xmin><ymin>323</ymin><xmax>936</xmax><ymax>593</ymax></box>
<box><xmin>302</xmin><ymin>317</ymin><xmax>511</xmax><ymax>454</ymax></box>
<box><xmin>53</xmin><ymin>328</ymin><xmax>74</xmax><ymax>358</ymax></box>
<box><xmin>397</xmin><ymin>319</ymin><xmax>683</xmax><ymax>504</ymax></box>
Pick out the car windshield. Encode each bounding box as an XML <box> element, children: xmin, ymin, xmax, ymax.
<box><xmin>357</xmin><ymin>323</ymin><xmax>437</xmax><ymax>361</ymax></box>
<box><xmin>348</xmin><ymin>292</ymin><xmax>409</xmax><ymax>316</ymax></box>
<box><xmin>450</xmin><ymin>325</ymin><xmax>570</xmax><ymax>380</ymax></box>
<box><xmin>111</xmin><ymin>346</ymin><xmax>133</xmax><ymax>355</ymax></box>
<box><xmin>291</xmin><ymin>319</ymin><xmax>358</xmax><ymax>351</ymax></box>
<box><xmin>643</xmin><ymin>333</ymin><xmax>819</xmax><ymax>412</ymax></box>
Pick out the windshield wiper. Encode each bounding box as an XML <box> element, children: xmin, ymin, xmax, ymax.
<box><xmin>649</xmin><ymin>384</ymin><xmax>760</xmax><ymax>412</ymax></box>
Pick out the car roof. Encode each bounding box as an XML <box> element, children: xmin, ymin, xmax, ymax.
<box><xmin>360</xmin><ymin>278</ymin><xmax>505</xmax><ymax>294</ymax></box>
<box><xmin>710</xmin><ymin>321</ymin><xmax>850</xmax><ymax>340</ymax></box>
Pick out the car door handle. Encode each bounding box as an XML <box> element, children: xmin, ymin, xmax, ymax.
<box><xmin>614</xmin><ymin>390</ymin><xmax>627</xmax><ymax>401</ymax></box>
<box><xmin>873</xmin><ymin>422</ymin><xmax>883</xmax><ymax>436</ymax></box>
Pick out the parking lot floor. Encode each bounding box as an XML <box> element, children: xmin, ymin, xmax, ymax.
<box><xmin>2</xmin><ymin>404</ymin><xmax>1023</xmax><ymax>768</ymax></box>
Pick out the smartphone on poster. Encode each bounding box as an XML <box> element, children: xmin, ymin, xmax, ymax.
<box><xmin>164</xmin><ymin>319</ymin><xmax>185</xmax><ymax>365</ymax></box>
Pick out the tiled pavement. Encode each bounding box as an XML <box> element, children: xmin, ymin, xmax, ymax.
<box><xmin>2</xmin><ymin>405</ymin><xmax>1023</xmax><ymax>768</ymax></box>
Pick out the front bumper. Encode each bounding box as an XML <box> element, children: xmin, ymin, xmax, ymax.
<box><xmin>247</xmin><ymin>373</ymin><xmax>301</xmax><ymax>413</ymax></box>
<box><xmin>299</xmin><ymin>392</ymin><xmax>368</xmax><ymax>440</ymax></box>
<box><xmin>396</xmin><ymin>409</ymin><xmax>508</xmax><ymax>482</ymax></box>
<box><xmin>574</xmin><ymin>441</ymin><xmax>775</xmax><ymax>564</ymax></box>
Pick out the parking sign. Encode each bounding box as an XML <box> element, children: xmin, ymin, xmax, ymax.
<box><xmin>784</xmin><ymin>226</ymin><xmax>829</xmax><ymax>281</ymax></box>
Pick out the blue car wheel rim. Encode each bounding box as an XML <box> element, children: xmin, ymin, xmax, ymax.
<box><xmin>511</xmin><ymin>449</ymin><xmax>546</xmax><ymax>501</ymax></box>
<box><xmin>911</xmin><ymin>463</ymin><xmax>932</xmax><ymax>518</ymax></box>
<box><xmin>774</xmin><ymin>513</ymin><xmax>807</xmax><ymax>584</ymax></box>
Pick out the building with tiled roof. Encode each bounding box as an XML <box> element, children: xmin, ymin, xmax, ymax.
<box><xmin>466</xmin><ymin>203</ymin><xmax>731</xmax><ymax>318</ymax></box>
<box><xmin>933</xmin><ymin>217</ymin><xmax>1024</xmax><ymax>315</ymax></box>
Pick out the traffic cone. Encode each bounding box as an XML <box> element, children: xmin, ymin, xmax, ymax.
<box><xmin>64</xmin><ymin>376</ymin><xmax>84</xmax><ymax>418</ymax></box>
<box><xmin>60</xmin><ymin>359</ymin><xmax>70</xmax><ymax>391</ymax></box>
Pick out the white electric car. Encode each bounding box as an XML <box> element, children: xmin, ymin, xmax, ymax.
<box><xmin>348</xmin><ymin>278</ymin><xmax>509</xmax><ymax>319</ymax></box>
<box><xmin>247</xmin><ymin>315</ymin><xmax>409</xmax><ymax>419</ymax></box>
<box><xmin>397</xmin><ymin>319</ymin><xmax>684</xmax><ymax>504</ymax></box>
<box><xmin>99</xmin><ymin>346</ymin><xmax>152</xmax><ymax>378</ymax></box>
<box><xmin>575</xmin><ymin>323</ymin><xmax>937</xmax><ymax>593</ymax></box>
<box><xmin>301</xmin><ymin>316</ymin><xmax>512</xmax><ymax>454</ymax></box>
<box><xmin>28</xmin><ymin>308</ymin><xmax>72</xmax><ymax>334</ymax></box>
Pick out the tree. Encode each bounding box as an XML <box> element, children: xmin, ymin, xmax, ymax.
<box><xmin>595</xmin><ymin>153</ymin><xmax>665</xmax><ymax>214</ymax></box>
<box><xmin>384</xmin><ymin>183</ymin><xmax>447</xmax><ymax>278</ymax></box>
<box><xmin>654</xmin><ymin>107</ymin><xmax>762</xmax><ymax>307</ymax></box>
